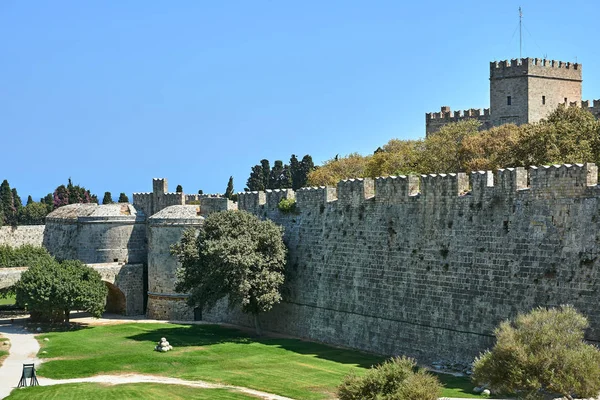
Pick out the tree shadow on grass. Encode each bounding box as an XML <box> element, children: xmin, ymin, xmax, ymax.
<box><xmin>126</xmin><ymin>323</ymin><xmax>383</xmax><ymax>369</ymax></box>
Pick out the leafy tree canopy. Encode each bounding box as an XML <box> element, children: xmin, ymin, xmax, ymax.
<box><xmin>118</xmin><ymin>192</ymin><xmax>129</xmax><ymax>203</ymax></box>
<box><xmin>102</xmin><ymin>192</ymin><xmax>114</xmax><ymax>204</ymax></box>
<box><xmin>172</xmin><ymin>210</ymin><xmax>287</xmax><ymax>335</ymax></box>
<box><xmin>307</xmin><ymin>106</ymin><xmax>600</xmax><ymax>186</ymax></box>
<box><xmin>15</xmin><ymin>259</ymin><xmax>107</xmax><ymax>323</ymax></box>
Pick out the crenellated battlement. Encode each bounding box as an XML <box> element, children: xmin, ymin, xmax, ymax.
<box><xmin>425</xmin><ymin>106</ymin><xmax>491</xmax><ymax>137</ymax></box>
<box><xmin>426</xmin><ymin>107</ymin><xmax>491</xmax><ymax>121</ymax></box>
<box><xmin>420</xmin><ymin>173</ymin><xmax>469</xmax><ymax>199</ymax></box>
<box><xmin>238</xmin><ymin>191</ymin><xmax>266</xmax><ymax>213</ymax></box>
<box><xmin>490</xmin><ymin>58</ymin><xmax>581</xmax><ymax>81</ymax></box>
<box><xmin>295</xmin><ymin>186</ymin><xmax>337</xmax><ymax>206</ymax></box>
<box><xmin>374</xmin><ymin>175</ymin><xmax>419</xmax><ymax>203</ymax></box>
<box><xmin>236</xmin><ymin>163</ymin><xmax>599</xmax><ymax>214</ymax></box>
<box><xmin>337</xmin><ymin>178</ymin><xmax>375</xmax><ymax>206</ymax></box>
<box><xmin>265</xmin><ymin>189</ymin><xmax>296</xmax><ymax>209</ymax></box>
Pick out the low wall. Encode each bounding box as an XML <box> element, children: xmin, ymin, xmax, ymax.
<box><xmin>0</xmin><ymin>226</ymin><xmax>45</xmax><ymax>247</ymax></box>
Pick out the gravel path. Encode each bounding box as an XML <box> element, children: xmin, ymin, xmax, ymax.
<box><xmin>0</xmin><ymin>323</ymin><xmax>40</xmax><ymax>400</ymax></box>
<box><xmin>37</xmin><ymin>374</ymin><xmax>295</xmax><ymax>400</ymax></box>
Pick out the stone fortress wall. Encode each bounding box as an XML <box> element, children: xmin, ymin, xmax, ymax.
<box><xmin>204</xmin><ymin>163</ymin><xmax>600</xmax><ymax>363</ymax></box>
<box><xmin>5</xmin><ymin>168</ymin><xmax>600</xmax><ymax>363</ymax></box>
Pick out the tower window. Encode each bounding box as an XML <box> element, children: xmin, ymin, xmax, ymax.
<box><xmin>507</xmin><ymin>96</ymin><xmax>512</xmax><ymax>106</ymax></box>
<box><xmin>542</xmin><ymin>96</ymin><xmax>546</xmax><ymax>105</ymax></box>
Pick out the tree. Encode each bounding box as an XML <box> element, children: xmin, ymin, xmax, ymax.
<box><xmin>0</xmin><ymin>180</ymin><xmax>16</xmax><ymax>226</ymax></box>
<box><xmin>41</xmin><ymin>193</ymin><xmax>54</xmax><ymax>213</ymax></box>
<box><xmin>15</xmin><ymin>259</ymin><xmax>107</xmax><ymax>323</ymax></box>
<box><xmin>338</xmin><ymin>356</ymin><xmax>442</xmax><ymax>400</ymax></box>
<box><xmin>473</xmin><ymin>305</ymin><xmax>600</xmax><ymax>399</ymax></box>
<box><xmin>224</xmin><ymin>176</ymin><xmax>234</xmax><ymax>199</ymax></box>
<box><xmin>307</xmin><ymin>153</ymin><xmax>370</xmax><ymax>186</ymax></box>
<box><xmin>198</xmin><ymin>189</ymin><xmax>204</xmax><ymax>195</ymax></box>
<box><xmin>11</xmin><ymin>188</ymin><xmax>22</xmax><ymax>210</ymax></box>
<box><xmin>19</xmin><ymin>202</ymin><xmax>49</xmax><ymax>225</ymax></box>
<box><xmin>172</xmin><ymin>210</ymin><xmax>287</xmax><ymax>335</ymax></box>
<box><xmin>52</xmin><ymin>179</ymin><xmax>97</xmax><ymax>210</ymax></box>
<box><xmin>260</xmin><ymin>159</ymin><xmax>270</xmax><ymax>189</ymax></box>
<box><xmin>246</xmin><ymin>164</ymin><xmax>266</xmax><ymax>191</ymax></box>
<box><xmin>176</xmin><ymin>185</ymin><xmax>183</xmax><ymax>193</ymax></box>
<box><xmin>102</xmin><ymin>192</ymin><xmax>114</xmax><ymax>204</ymax></box>
<box><xmin>268</xmin><ymin>160</ymin><xmax>292</xmax><ymax>189</ymax></box>
<box><xmin>26</xmin><ymin>195</ymin><xmax>33</xmax><ymax>206</ymax></box>
<box><xmin>118</xmin><ymin>192</ymin><xmax>129</xmax><ymax>203</ymax></box>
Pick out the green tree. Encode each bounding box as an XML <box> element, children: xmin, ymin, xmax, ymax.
<box><xmin>473</xmin><ymin>305</ymin><xmax>600</xmax><ymax>399</ymax></box>
<box><xmin>102</xmin><ymin>192</ymin><xmax>114</xmax><ymax>204</ymax></box>
<box><xmin>246</xmin><ymin>164</ymin><xmax>265</xmax><ymax>191</ymax></box>
<box><xmin>0</xmin><ymin>180</ymin><xmax>16</xmax><ymax>226</ymax></box>
<box><xmin>268</xmin><ymin>160</ymin><xmax>292</xmax><ymax>189</ymax></box>
<box><xmin>172</xmin><ymin>210</ymin><xmax>287</xmax><ymax>335</ymax></box>
<box><xmin>18</xmin><ymin>202</ymin><xmax>49</xmax><ymax>225</ymax></box>
<box><xmin>307</xmin><ymin>153</ymin><xmax>370</xmax><ymax>186</ymax></box>
<box><xmin>26</xmin><ymin>195</ymin><xmax>33</xmax><ymax>206</ymax></box>
<box><xmin>11</xmin><ymin>188</ymin><xmax>22</xmax><ymax>210</ymax></box>
<box><xmin>118</xmin><ymin>192</ymin><xmax>129</xmax><ymax>203</ymax></box>
<box><xmin>15</xmin><ymin>259</ymin><xmax>107</xmax><ymax>323</ymax></box>
<box><xmin>176</xmin><ymin>185</ymin><xmax>183</xmax><ymax>193</ymax></box>
<box><xmin>198</xmin><ymin>189</ymin><xmax>204</xmax><ymax>195</ymax></box>
<box><xmin>224</xmin><ymin>176</ymin><xmax>234</xmax><ymax>199</ymax></box>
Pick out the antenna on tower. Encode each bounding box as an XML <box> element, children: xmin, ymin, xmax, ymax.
<box><xmin>519</xmin><ymin>7</ymin><xmax>523</xmax><ymax>58</ymax></box>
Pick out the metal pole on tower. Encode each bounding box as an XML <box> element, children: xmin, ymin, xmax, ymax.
<box><xmin>519</xmin><ymin>7</ymin><xmax>522</xmax><ymax>58</ymax></box>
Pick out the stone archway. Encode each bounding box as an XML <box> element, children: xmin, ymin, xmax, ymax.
<box><xmin>104</xmin><ymin>281</ymin><xmax>126</xmax><ymax>314</ymax></box>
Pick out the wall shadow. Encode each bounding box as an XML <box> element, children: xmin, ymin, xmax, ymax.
<box><xmin>126</xmin><ymin>323</ymin><xmax>383</xmax><ymax>368</ymax></box>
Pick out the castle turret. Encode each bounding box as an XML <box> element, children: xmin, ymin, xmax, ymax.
<box><xmin>490</xmin><ymin>58</ymin><xmax>582</xmax><ymax>126</ymax></box>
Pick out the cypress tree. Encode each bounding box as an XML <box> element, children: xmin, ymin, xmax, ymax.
<box><xmin>176</xmin><ymin>185</ymin><xmax>183</xmax><ymax>193</ymax></box>
<box><xmin>246</xmin><ymin>165</ymin><xmax>265</xmax><ymax>191</ymax></box>
<box><xmin>102</xmin><ymin>192</ymin><xmax>114</xmax><ymax>204</ymax></box>
<box><xmin>11</xmin><ymin>188</ymin><xmax>22</xmax><ymax>210</ymax></box>
<box><xmin>224</xmin><ymin>176</ymin><xmax>234</xmax><ymax>199</ymax></box>
<box><xmin>0</xmin><ymin>180</ymin><xmax>16</xmax><ymax>226</ymax></box>
<box><xmin>260</xmin><ymin>159</ymin><xmax>270</xmax><ymax>190</ymax></box>
<box><xmin>27</xmin><ymin>195</ymin><xmax>34</xmax><ymax>206</ymax></box>
<box><xmin>118</xmin><ymin>193</ymin><xmax>129</xmax><ymax>203</ymax></box>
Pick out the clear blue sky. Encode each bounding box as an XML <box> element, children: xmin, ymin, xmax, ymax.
<box><xmin>1</xmin><ymin>0</ymin><xmax>598</xmax><ymax>201</ymax></box>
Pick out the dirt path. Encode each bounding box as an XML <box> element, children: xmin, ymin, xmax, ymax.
<box><xmin>0</xmin><ymin>323</ymin><xmax>40</xmax><ymax>400</ymax></box>
<box><xmin>37</xmin><ymin>374</ymin><xmax>295</xmax><ymax>400</ymax></box>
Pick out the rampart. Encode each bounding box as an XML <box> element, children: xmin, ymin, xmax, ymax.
<box><xmin>204</xmin><ymin>163</ymin><xmax>600</xmax><ymax>363</ymax></box>
<box><xmin>425</xmin><ymin>106</ymin><xmax>491</xmax><ymax>136</ymax></box>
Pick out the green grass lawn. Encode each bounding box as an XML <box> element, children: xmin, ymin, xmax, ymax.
<box><xmin>5</xmin><ymin>383</ymin><xmax>257</xmax><ymax>400</ymax></box>
<box><xmin>35</xmin><ymin>323</ymin><xmax>486</xmax><ymax>400</ymax></box>
<box><xmin>0</xmin><ymin>294</ymin><xmax>16</xmax><ymax>306</ymax></box>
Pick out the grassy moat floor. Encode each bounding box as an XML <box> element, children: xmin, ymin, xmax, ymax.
<box><xmin>4</xmin><ymin>322</ymin><xmax>490</xmax><ymax>400</ymax></box>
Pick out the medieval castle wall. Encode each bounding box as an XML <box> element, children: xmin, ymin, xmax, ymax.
<box><xmin>0</xmin><ymin>225</ymin><xmax>45</xmax><ymax>248</ymax></box>
<box><xmin>204</xmin><ymin>163</ymin><xmax>600</xmax><ymax>362</ymax></box>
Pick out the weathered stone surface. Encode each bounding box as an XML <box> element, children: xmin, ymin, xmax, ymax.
<box><xmin>204</xmin><ymin>164</ymin><xmax>600</xmax><ymax>363</ymax></box>
<box><xmin>0</xmin><ymin>226</ymin><xmax>45</xmax><ymax>247</ymax></box>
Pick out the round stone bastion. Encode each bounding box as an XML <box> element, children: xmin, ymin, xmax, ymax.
<box><xmin>146</xmin><ymin>205</ymin><xmax>204</xmax><ymax>321</ymax></box>
<box><xmin>44</xmin><ymin>203</ymin><xmax>147</xmax><ymax>264</ymax></box>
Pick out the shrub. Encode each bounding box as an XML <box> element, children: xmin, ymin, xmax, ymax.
<box><xmin>15</xmin><ymin>259</ymin><xmax>107</xmax><ymax>323</ymax></box>
<box><xmin>277</xmin><ymin>198</ymin><xmax>297</xmax><ymax>213</ymax></box>
<box><xmin>337</xmin><ymin>356</ymin><xmax>442</xmax><ymax>400</ymax></box>
<box><xmin>0</xmin><ymin>245</ymin><xmax>55</xmax><ymax>268</ymax></box>
<box><xmin>472</xmin><ymin>305</ymin><xmax>600</xmax><ymax>399</ymax></box>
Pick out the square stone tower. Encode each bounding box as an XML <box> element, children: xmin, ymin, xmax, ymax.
<box><xmin>490</xmin><ymin>58</ymin><xmax>582</xmax><ymax>126</ymax></box>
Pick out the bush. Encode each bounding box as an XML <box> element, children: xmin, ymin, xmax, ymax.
<box><xmin>0</xmin><ymin>245</ymin><xmax>55</xmax><ymax>268</ymax></box>
<box><xmin>473</xmin><ymin>305</ymin><xmax>600</xmax><ymax>399</ymax></box>
<box><xmin>15</xmin><ymin>259</ymin><xmax>107</xmax><ymax>323</ymax></box>
<box><xmin>337</xmin><ymin>356</ymin><xmax>442</xmax><ymax>400</ymax></box>
<box><xmin>277</xmin><ymin>198</ymin><xmax>297</xmax><ymax>213</ymax></box>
